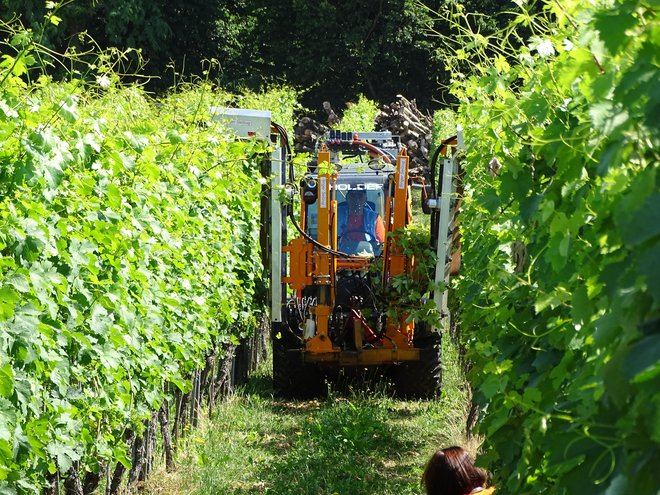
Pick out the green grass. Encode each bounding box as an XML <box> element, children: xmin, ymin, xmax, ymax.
<box><xmin>144</xmin><ymin>335</ymin><xmax>472</xmax><ymax>495</ymax></box>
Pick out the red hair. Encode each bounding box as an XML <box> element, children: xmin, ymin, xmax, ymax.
<box><xmin>422</xmin><ymin>446</ymin><xmax>488</xmax><ymax>495</ymax></box>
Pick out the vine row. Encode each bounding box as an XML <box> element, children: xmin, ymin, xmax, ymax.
<box><xmin>0</xmin><ymin>31</ymin><xmax>289</xmax><ymax>493</ymax></box>
<box><xmin>439</xmin><ymin>0</ymin><xmax>659</xmax><ymax>492</ymax></box>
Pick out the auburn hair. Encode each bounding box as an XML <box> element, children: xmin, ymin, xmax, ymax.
<box><xmin>422</xmin><ymin>446</ymin><xmax>488</xmax><ymax>495</ymax></box>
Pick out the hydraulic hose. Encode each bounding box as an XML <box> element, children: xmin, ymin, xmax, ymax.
<box><xmin>272</xmin><ymin>122</ymin><xmax>293</xmax><ymax>184</ymax></box>
<box><xmin>350</xmin><ymin>139</ymin><xmax>394</xmax><ymax>163</ymax></box>
<box><xmin>429</xmin><ymin>135</ymin><xmax>457</xmax><ymax>197</ymax></box>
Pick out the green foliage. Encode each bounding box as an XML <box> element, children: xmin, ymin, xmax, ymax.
<box><xmin>233</xmin><ymin>85</ymin><xmax>303</xmax><ymax>136</ymax></box>
<box><xmin>220</xmin><ymin>0</ymin><xmax>518</xmax><ymax>110</ymax></box>
<box><xmin>376</xmin><ymin>226</ymin><xmax>445</xmax><ymax>329</ymax></box>
<box><xmin>338</xmin><ymin>95</ymin><xmax>379</xmax><ymax>132</ymax></box>
<box><xmin>224</xmin><ymin>0</ymin><xmax>443</xmax><ymax>109</ymax></box>
<box><xmin>1</xmin><ymin>0</ymin><xmax>523</xmax><ymax>112</ymax></box>
<box><xmin>0</xmin><ymin>28</ymin><xmax>294</xmax><ymax>493</ymax></box>
<box><xmin>158</xmin><ymin>83</ymin><xmax>301</xmax><ymax>141</ymax></box>
<box><xmin>1</xmin><ymin>0</ymin><xmax>227</xmax><ymax>85</ymax></box>
<box><xmin>440</xmin><ymin>0</ymin><xmax>660</xmax><ymax>492</ymax></box>
<box><xmin>429</xmin><ymin>108</ymin><xmax>457</xmax><ymax>159</ymax></box>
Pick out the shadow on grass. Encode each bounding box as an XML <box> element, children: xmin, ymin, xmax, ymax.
<box><xmin>259</xmin><ymin>398</ymin><xmax>421</xmax><ymax>495</ymax></box>
<box><xmin>239</xmin><ymin>369</ymin><xmax>273</xmax><ymax>397</ymax></box>
<box><xmin>234</xmin><ymin>367</ymin><xmax>425</xmax><ymax>495</ymax></box>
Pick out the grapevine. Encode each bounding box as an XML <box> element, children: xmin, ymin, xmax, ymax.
<box><xmin>438</xmin><ymin>0</ymin><xmax>659</xmax><ymax>492</ymax></box>
<box><xmin>0</xmin><ymin>27</ymin><xmax>292</xmax><ymax>493</ymax></box>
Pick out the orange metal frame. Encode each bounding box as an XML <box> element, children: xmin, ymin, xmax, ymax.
<box><xmin>283</xmin><ymin>144</ymin><xmax>419</xmax><ymax>366</ymax></box>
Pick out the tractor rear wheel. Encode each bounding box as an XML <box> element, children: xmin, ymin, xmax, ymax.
<box><xmin>272</xmin><ymin>324</ymin><xmax>325</xmax><ymax>399</ymax></box>
<box><xmin>391</xmin><ymin>323</ymin><xmax>442</xmax><ymax>399</ymax></box>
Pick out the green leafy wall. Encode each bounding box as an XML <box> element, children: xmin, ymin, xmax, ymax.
<box><xmin>445</xmin><ymin>0</ymin><xmax>659</xmax><ymax>492</ymax></box>
<box><xmin>0</xmin><ymin>33</ymin><xmax>295</xmax><ymax>491</ymax></box>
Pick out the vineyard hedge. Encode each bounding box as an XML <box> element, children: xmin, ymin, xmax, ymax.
<box><xmin>445</xmin><ymin>0</ymin><xmax>659</xmax><ymax>493</ymax></box>
<box><xmin>0</xmin><ymin>34</ymin><xmax>296</xmax><ymax>492</ymax></box>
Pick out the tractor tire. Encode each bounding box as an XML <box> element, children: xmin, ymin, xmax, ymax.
<box><xmin>391</xmin><ymin>323</ymin><xmax>442</xmax><ymax>400</ymax></box>
<box><xmin>272</xmin><ymin>326</ymin><xmax>325</xmax><ymax>399</ymax></box>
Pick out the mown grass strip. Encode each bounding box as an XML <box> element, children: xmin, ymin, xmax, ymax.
<box><xmin>144</xmin><ymin>335</ymin><xmax>472</xmax><ymax>495</ymax></box>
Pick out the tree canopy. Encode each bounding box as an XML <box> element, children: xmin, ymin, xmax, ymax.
<box><xmin>1</xmin><ymin>0</ymin><xmax>516</xmax><ymax>111</ymax></box>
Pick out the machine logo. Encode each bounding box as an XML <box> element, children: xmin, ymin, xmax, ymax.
<box><xmin>334</xmin><ymin>183</ymin><xmax>380</xmax><ymax>191</ymax></box>
<box><xmin>398</xmin><ymin>157</ymin><xmax>407</xmax><ymax>189</ymax></box>
<box><xmin>319</xmin><ymin>177</ymin><xmax>328</xmax><ymax>208</ymax></box>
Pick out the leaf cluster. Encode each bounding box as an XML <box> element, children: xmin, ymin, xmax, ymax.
<box><xmin>0</xmin><ymin>30</ymin><xmax>295</xmax><ymax>492</ymax></box>
<box><xmin>1</xmin><ymin>0</ymin><xmax>520</xmax><ymax>113</ymax></box>
<box><xmin>374</xmin><ymin>226</ymin><xmax>445</xmax><ymax>329</ymax></box>
<box><xmin>440</xmin><ymin>0</ymin><xmax>659</xmax><ymax>492</ymax></box>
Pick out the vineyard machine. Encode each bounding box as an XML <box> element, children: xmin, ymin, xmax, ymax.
<box><xmin>213</xmin><ymin>108</ymin><xmax>463</xmax><ymax>399</ymax></box>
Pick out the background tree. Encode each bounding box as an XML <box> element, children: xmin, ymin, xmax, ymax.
<box><xmin>0</xmin><ymin>0</ymin><xmax>517</xmax><ymax>111</ymax></box>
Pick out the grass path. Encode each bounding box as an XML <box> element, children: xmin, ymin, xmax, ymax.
<box><xmin>144</xmin><ymin>337</ymin><xmax>472</xmax><ymax>495</ymax></box>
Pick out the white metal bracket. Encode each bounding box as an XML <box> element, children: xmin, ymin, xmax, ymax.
<box><xmin>433</xmin><ymin>126</ymin><xmax>465</xmax><ymax>330</ymax></box>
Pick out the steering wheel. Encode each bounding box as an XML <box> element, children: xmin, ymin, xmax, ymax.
<box><xmin>338</xmin><ymin>229</ymin><xmax>382</xmax><ymax>255</ymax></box>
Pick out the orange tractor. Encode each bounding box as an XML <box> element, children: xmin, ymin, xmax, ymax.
<box><xmin>262</xmin><ymin>123</ymin><xmax>464</xmax><ymax>399</ymax></box>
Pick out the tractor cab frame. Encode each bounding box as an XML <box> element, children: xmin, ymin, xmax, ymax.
<box><xmin>267</xmin><ymin>127</ymin><xmax>464</xmax><ymax>398</ymax></box>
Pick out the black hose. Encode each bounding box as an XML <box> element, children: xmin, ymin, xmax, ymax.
<box><xmin>429</xmin><ymin>135</ymin><xmax>457</xmax><ymax>197</ymax></box>
<box><xmin>272</xmin><ymin>122</ymin><xmax>293</xmax><ymax>185</ymax></box>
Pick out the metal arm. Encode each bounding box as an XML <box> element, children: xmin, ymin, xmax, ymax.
<box><xmin>433</xmin><ymin>125</ymin><xmax>465</xmax><ymax>330</ymax></box>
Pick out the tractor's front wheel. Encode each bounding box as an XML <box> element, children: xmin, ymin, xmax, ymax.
<box><xmin>391</xmin><ymin>323</ymin><xmax>442</xmax><ymax>399</ymax></box>
<box><xmin>272</xmin><ymin>324</ymin><xmax>325</xmax><ymax>399</ymax></box>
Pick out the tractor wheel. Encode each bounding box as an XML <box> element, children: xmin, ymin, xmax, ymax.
<box><xmin>272</xmin><ymin>325</ymin><xmax>325</xmax><ymax>399</ymax></box>
<box><xmin>391</xmin><ymin>323</ymin><xmax>442</xmax><ymax>399</ymax></box>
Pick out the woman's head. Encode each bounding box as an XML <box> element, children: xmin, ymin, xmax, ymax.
<box><xmin>422</xmin><ymin>446</ymin><xmax>488</xmax><ymax>495</ymax></box>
